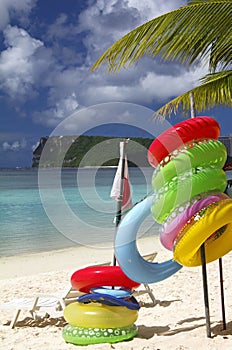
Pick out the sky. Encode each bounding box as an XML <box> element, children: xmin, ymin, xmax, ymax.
<box><xmin>0</xmin><ymin>0</ymin><xmax>231</xmax><ymax>168</ymax></box>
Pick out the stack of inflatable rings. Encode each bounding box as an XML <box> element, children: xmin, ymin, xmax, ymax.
<box><xmin>62</xmin><ymin>265</ymin><xmax>140</xmax><ymax>345</ymax></box>
<box><xmin>148</xmin><ymin>116</ymin><xmax>232</xmax><ymax>267</ymax></box>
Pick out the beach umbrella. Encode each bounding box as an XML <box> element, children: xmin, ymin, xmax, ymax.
<box><xmin>110</xmin><ymin>139</ymin><xmax>132</xmax><ymax>265</ymax></box>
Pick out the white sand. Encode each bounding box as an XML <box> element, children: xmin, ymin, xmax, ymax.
<box><xmin>1</xmin><ymin>236</ymin><xmax>232</xmax><ymax>350</ymax></box>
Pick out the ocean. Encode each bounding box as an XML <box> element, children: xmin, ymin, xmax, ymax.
<box><xmin>1</xmin><ymin>168</ymin><xmax>232</xmax><ymax>258</ymax></box>
<box><xmin>0</xmin><ymin>167</ymin><xmax>155</xmax><ymax>257</ymax></box>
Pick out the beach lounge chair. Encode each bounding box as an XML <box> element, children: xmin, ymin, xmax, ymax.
<box><xmin>133</xmin><ymin>252</ymin><xmax>157</xmax><ymax>305</ymax></box>
<box><xmin>0</xmin><ymin>287</ymin><xmax>84</xmax><ymax>329</ymax></box>
<box><xmin>0</xmin><ymin>296</ymin><xmax>59</xmax><ymax>329</ymax></box>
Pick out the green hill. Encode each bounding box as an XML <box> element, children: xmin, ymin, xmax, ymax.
<box><xmin>32</xmin><ymin>135</ymin><xmax>153</xmax><ymax>167</ymax></box>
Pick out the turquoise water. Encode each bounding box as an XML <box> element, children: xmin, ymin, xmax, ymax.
<box><xmin>1</xmin><ymin>168</ymin><xmax>231</xmax><ymax>257</ymax></box>
<box><xmin>0</xmin><ymin>167</ymin><xmax>155</xmax><ymax>257</ymax></box>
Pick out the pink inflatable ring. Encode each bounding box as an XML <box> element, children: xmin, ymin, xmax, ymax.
<box><xmin>160</xmin><ymin>192</ymin><xmax>228</xmax><ymax>250</ymax></box>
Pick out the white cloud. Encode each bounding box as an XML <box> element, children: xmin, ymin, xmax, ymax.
<box><xmin>1</xmin><ymin>0</ymin><xmax>210</xmax><ymax>130</ymax></box>
<box><xmin>127</xmin><ymin>0</ymin><xmax>186</xmax><ymax>19</ymax></box>
<box><xmin>0</xmin><ymin>25</ymin><xmax>42</xmax><ymax>98</ymax></box>
<box><xmin>2</xmin><ymin>137</ymin><xmax>27</xmax><ymax>151</ymax></box>
<box><xmin>33</xmin><ymin>92</ymin><xmax>80</xmax><ymax>127</ymax></box>
<box><xmin>0</xmin><ymin>25</ymin><xmax>55</xmax><ymax>100</ymax></box>
<box><xmin>139</xmin><ymin>65</ymin><xmax>209</xmax><ymax>101</ymax></box>
<box><xmin>0</xmin><ymin>0</ymin><xmax>37</xmax><ymax>29</ymax></box>
<box><xmin>52</xmin><ymin>93</ymin><xmax>79</xmax><ymax>121</ymax></box>
<box><xmin>77</xmin><ymin>0</ymin><xmax>187</xmax><ymax>63</ymax></box>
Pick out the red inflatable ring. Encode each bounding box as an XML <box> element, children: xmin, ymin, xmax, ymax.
<box><xmin>148</xmin><ymin>116</ymin><xmax>220</xmax><ymax>167</ymax></box>
<box><xmin>71</xmin><ymin>266</ymin><xmax>140</xmax><ymax>293</ymax></box>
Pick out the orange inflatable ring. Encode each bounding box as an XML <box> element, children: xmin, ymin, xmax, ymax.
<box><xmin>173</xmin><ymin>199</ymin><xmax>232</xmax><ymax>267</ymax></box>
<box><xmin>148</xmin><ymin>116</ymin><xmax>220</xmax><ymax>167</ymax></box>
<box><xmin>71</xmin><ymin>266</ymin><xmax>140</xmax><ymax>293</ymax></box>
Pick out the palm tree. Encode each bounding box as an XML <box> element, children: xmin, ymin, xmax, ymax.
<box><xmin>91</xmin><ymin>0</ymin><xmax>232</xmax><ymax>117</ymax></box>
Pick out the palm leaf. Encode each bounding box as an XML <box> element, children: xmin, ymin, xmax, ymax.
<box><xmin>156</xmin><ymin>70</ymin><xmax>232</xmax><ymax>117</ymax></box>
<box><xmin>91</xmin><ymin>1</ymin><xmax>232</xmax><ymax>73</ymax></box>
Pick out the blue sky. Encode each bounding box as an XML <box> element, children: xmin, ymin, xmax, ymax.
<box><xmin>0</xmin><ymin>0</ymin><xmax>231</xmax><ymax>168</ymax></box>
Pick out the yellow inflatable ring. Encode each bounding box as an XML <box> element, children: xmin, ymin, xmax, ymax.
<box><xmin>151</xmin><ymin>168</ymin><xmax>227</xmax><ymax>223</ymax></box>
<box><xmin>173</xmin><ymin>199</ymin><xmax>232</xmax><ymax>267</ymax></box>
<box><xmin>63</xmin><ymin>302</ymin><xmax>138</xmax><ymax>328</ymax></box>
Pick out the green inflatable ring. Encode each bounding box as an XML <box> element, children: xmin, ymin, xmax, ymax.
<box><xmin>152</xmin><ymin>140</ymin><xmax>227</xmax><ymax>191</ymax></box>
<box><xmin>62</xmin><ymin>324</ymin><xmax>138</xmax><ymax>345</ymax></box>
<box><xmin>151</xmin><ymin>168</ymin><xmax>227</xmax><ymax>223</ymax></box>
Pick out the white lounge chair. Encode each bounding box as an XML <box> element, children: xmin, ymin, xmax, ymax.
<box><xmin>0</xmin><ymin>288</ymin><xmax>84</xmax><ymax>329</ymax></box>
<box><xmin>133</xmin><ymin>252</ymin><xmax>157</xmax><ymax>305</ymax></box>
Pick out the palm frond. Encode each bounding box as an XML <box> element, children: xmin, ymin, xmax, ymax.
<box><xmin>91</xmin><ymin>1</ymin><xmax>232</xmax><ymax>73</ymax></box>
<box><xmin>155</xmin><ymin>70</ymin><xmax>232</xmax><ymax>118</ymax></box>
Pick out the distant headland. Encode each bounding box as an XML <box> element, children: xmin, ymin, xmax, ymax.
<box><xmin>32</xmin><ymin>135</ymin><xmax>153</xmax><ymax>167</ymax></box>
<box><xmin>32</xmin><ymin>135</ymin><xmax>232</xmax><ymax>168</ymax></box>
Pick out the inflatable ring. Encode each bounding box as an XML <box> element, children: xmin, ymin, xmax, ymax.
<box><xmin>62</xmin><ymin>324</ymin><xmax>138</xmax><ymax>345</ymax></box>
<box><xmin>148</xmin><ymin>116</ymin><xmax>220</xmax><ymax>167</ymax></box>
<box><xmin>173</xmin><ymin>199</ymin><xmax>232</xmax><ymax>267</ymax></box>
<box><xmin>160</xmin><ymin>192</ymin><xmax>228</xmax><ymax>250</ymax></box>
<box><xmin>152</xmin><ymin>140</ymin><xmax>227</xmax><ymax>190</ymax></box>
<box><xmin>71</xmin><ymin>266</ymin><xmax>140</xmax><ymax>293</ymax></box>
<box><xmin>90</xmin><ymin>286</ymin><xmax>132</xmax><ymax>298</ymax></box>
<box><xmin>115</xmin><ymin>196</ymin><xmax>182</xmax><ymax>284</ymax></box>
<box><xmin>63</xmin><ymin>302</ymin><xmax>138</xmax><ymax>328</ymax></box>
<box><xmin>77</xmin><ymin>293</ymin><xmax>140</xmax><ymax>310</ymax></box>
<box><xmin>151</xmin><ymin>168</ymin><xmax>227</xmax><ymax>223</ymax></box>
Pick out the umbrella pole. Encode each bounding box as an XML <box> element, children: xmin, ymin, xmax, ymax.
<box><xmin>113</xmin><ymin>139</ymin><xmax>127</xmax><ymax>266</ymax></box>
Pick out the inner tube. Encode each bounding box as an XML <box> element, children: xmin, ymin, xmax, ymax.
<box><xmin>152</xmin><ymin>140</ymin><xmax>227</xmax><ymax>190</ymax></box>
<box><xmin>71</xmin><ymin>266</ymin><xmax>140</xmax><ymax>293</ymax></box>
<box><xmin>160</xmin><ymin>192</ymin><xmax>228</xmax><ymax>250</ymax></box>
<box><xmin>151</xmin><ymin>167</ymin><xmax>227</xmax><ymax>223</ymax></box>
<box><xmin>63</xmin><ymin>302</ymin><xmax>138</xmax><ymax>328</ymax></box>
<box><xmin>115</xmin><ymin>196</ymin><xmax>182</xmax><ymax>284</ymax></box>
<box><xmin>62</xmin><ymin>324</ymin><xmax>138</xmax><ymax>345</ymax></box>
<box><xmin>77</xmin><ymin>293</ymin><xmax>140</xmax><ymax>310</ymax></box>
<box><xmin>148</xmin><ymin>116</ymin><xmax>220</xmax><ymax>167</ymax></box>
<box><xmin>173</xmin><ymin>199</ymin><xmax>232</xmax><ymax>266</ymax></box>
<box><xmin>90</xmin><ymin>286</ymin><xmax>132</xmax><ymax>298</ymax></box>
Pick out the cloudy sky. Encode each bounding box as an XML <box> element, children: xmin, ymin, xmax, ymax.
<box><xmin>0</xmin><ymin>0</ymin><xmax>231</xmax><ymax>167</ymax></box>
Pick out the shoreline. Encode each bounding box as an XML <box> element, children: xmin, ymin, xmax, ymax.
<box><xmin>0</xmin><ymin>236</ymin><xmax>165</xmax><ymax>280</ymax></box>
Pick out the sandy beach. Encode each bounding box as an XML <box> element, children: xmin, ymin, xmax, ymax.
<box><xmin>1</xmin><ymin>236</ymin><xmax>232</xmax><ymax>350</ymax></box>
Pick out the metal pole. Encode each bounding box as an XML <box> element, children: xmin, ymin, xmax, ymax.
<box><xmin>190</xmin><ymin>93</ymin><xmax>212</xmax><ymax>337</ymax></box>
<box><xmin>219</xmin><ymin>257</ymin><xmax>226</xmax><ymax>330</ymax></box>
<box><xmin>200</xmin><ymin>244</ymin><xmax>211</xmax><ymax>338</ymax></box>
<box><xmin>113</xmin><ymin>139</ymin><xmax>127</xmax><ymax>266</ymax></box>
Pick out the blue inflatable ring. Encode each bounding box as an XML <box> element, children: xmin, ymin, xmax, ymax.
<box><xmin>78</xmin><ymin>293</ymin><xmax>140</xmax><ymax>310</ymax></box>
<box><xmin>90</xmin><ymin>286</ymin><xmax>132</xmax><ymax>298</ymax></box>
<box><xmin>114</xmin><ymin>196</ymin><xmax>182</xmax><ymax>283</ymax></box>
